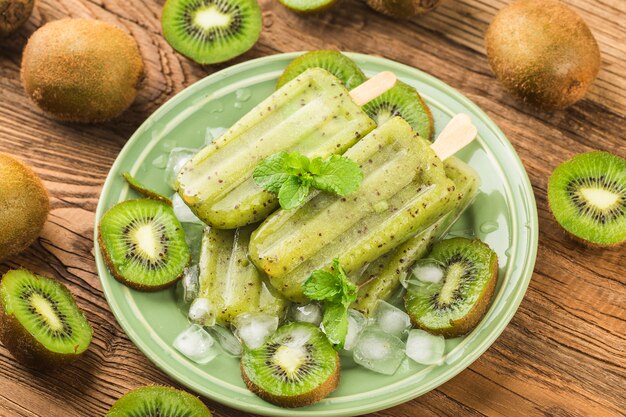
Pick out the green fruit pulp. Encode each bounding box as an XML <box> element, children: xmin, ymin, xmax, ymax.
<box><xmin>106</xmin><ymin>385</ymin><xmax>212</xmax><ymax>417</ymax></box>
<box><xmin>278</xmin><ymin>0</ymin><xmax>336</xmax><ymax>13</ymax></box>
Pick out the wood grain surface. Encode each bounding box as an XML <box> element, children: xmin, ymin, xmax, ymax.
<box><xmin>1</xmin><ymin>0</ymin><xmax>624</xmax><ymax>416</ymax></box>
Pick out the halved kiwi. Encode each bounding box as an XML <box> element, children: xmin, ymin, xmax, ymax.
<box><xmin>276</xmin><ymin>50</ymin><xmax>367</xmax><ymax>90</ymax></box>
<box><xmin>98</xmin><ymin>199</ymin><xmax>190</xmax><ymax>291</ymax></box>
<box><xmin>106</xmin><ymin>385</ymin><xmax>212</xmax><ymax>417</ymax></box>
<box><xmin>122</xmin><ymin>172</ymin><xmax>172</xmax><ymax>205</ymax></box>
<box><xmin>162</xmin><ymin>0</ymin><xmax>262</xmax><ymax>65</ymax></box>
<box><xmin>404</xmin><ymin>237</ymin><xmax>498</xmax><ymax>337</ymax></box>
<box><xmin>0</xmin><ymin>269</ymin><xmax>93</xmax><ymax>369</ymax></box>
<box><xmin>241</xmin><ymin>322</ymin><xmax>339</xmax><ymax>408</ymax></box>
<box><xmin>278</xmin><ymin>0</ymin><xmax>337</xmax><ymax>14</ymax></box>
<box><xmin>548</xmin><ymin>151</ymin><xmax>626</xmax><ymax>246</ymax></box>
<box><xmin>363</xmin><ymin>80</ymin><xmax>434</xmax><ymax>140</ymax></box>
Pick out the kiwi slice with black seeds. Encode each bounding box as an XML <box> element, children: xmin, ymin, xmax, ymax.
<box><xmin>548</xmin><ymin>151</ymin><xmax>626</xmax><ymax>246</ymax></box>
<box><xmin>404</xmin><ymin>237</ymin><xmax>498</xmax><ymax>337</ymax></box>
<box><xmin>98</xmin><ymin>199</ymin><xmax>190</xmax><ymax>291</ymax></box>
<box><xmin>106</xmin><ymin>385</ymin><xmax>212</xmax><ymax>417</ymax></box>
<box><xmin>278</xmin><ymin>0</ymin><xmax>337</xmax><ymax>14</ymax></box>
<box><xmin>276</xmin><ymin>50</ymin><xmax>367</xmax><ymax>90</ymax></box>
<box><xmin>122</xmin><ymin>172</ymin><xmax>172</xmax><ymax>205</ymax></box>
<box><xmin>0</xmin><ymin>269</ymin><xmax>92</xmax><ymax>369</ymax></box>
<box><xmin>363</xmin><ymin>80</ymin><xmax>434</xmax><ymax>140</ymax></box>
<box><xmin>241</xmin><ymin>322</ymin><xmax>339</xmax><ymax>408</ymax></box>
<box><xmin>162</xmin><ymin>0</ymin><xmax>262</xmax><ymax>65</ymax></box>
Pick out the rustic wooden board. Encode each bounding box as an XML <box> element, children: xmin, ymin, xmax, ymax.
<box><xmin>0</xmin><ymin>0</ymin><xmax>624</xmax><ymax>416</ymax></box>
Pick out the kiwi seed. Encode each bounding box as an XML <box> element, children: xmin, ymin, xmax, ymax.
<box><xmin>548</xmin><ymin>151</ymin><xmax>625</xmax><ymax>246</ymax></box>
<box><xmin>278</xmin><ymin>0</ymin><xmax>337</xmax><ymax>14</ymax></box>
<box><xmin>162</xmin><ymin>0</ymin><xmax>263</xmax><ymax>65</ymax></box>
<box><xmin>366</xmin><ymin>0</ymin><xmax>446</xmax><ymax>18</ymax></box>
<box><xmin>98</xmin><ymin>199</ymin><xmax>191</xmax><ymax>291</ymax></box>
<box><xmin>122</xmin><ymin>172</ymin><xmax>173</xmax><ymax>205</ymax></box>
<box><xmin>276</xmin><ymin>50</ymin><xmax>367</xmax><ymax>90</ymax></box>
<box><xmin>485</xmin><ymin>0</ymin><xmax>600</xmax><ymax>110</ymax></box>
<box><xmin>21</xmin><ymin>18</ymin><xmax>144</xmax><ymax>123</ymax></box>
<box><xmin>0</xmin><ymin>0</ymin><xmax>34</xmax><ymax>37</ymax></box>
<box><xmin>0</xmin><ymin>269</ymin><xmax>93</xmax><ymax>369</ymax></box>
<box><xmin>404</xmin><ymin>237</ymin><xmax>498</xmax><ymax>337</ymax></box>
<box><xmin>0</xmin><ymin>153</ymin><xmax>49</xmax><ymax>263</ymax></box>
<box><xmin>241</xmin><ymin>322</ymin><xmax>339</xmax><ymax>408</ymax></box>
<box><xmin>106</xmin><ymin>385</ymin><xmax>212</xmax><ymax>417</ymax></box>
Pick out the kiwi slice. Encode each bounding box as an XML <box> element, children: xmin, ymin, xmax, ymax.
<box><xmin>548</xmin><ymin>151</ymin><xmax>626</xmax><ymax>246</ymax></box>
<box><xmin>276</xmin><ymin>50</ymin><xmax>367</xmax><ymax>90</ymax></box>
<box><xmin>98</xmin><ymin>199</ymin><xmax>191</xmax><ymax>291</ymax></box>
<box><xmin>278</xmin><ymin>0</ymin><xmax>337</xmax><ymax>14</ymax></box>
<box><xmin>404</xmin><ymin>237</ymin><xmax>498</xmax><ymax>337</ymax></box>
<box><xmin>363</xmin><ymin>80</ymin><xmax>434</xmax><ymax>140</ymax></box>
<box><xmin>241</xmin><ymin>322</ymin><xmax>339</xmax><ymax>408</ymax></box>
<box><xmin>0</xmin><ymin>153</ymin><xmax>49</xmax><ymax>263</ymax></box>
<box><xmin>161</xmin><ymin>0</ymin><xmax>262</xmax><ymax>65</ymax></box>
<box><xmin>106</xmin><ymin>386</ymin><xmax>212</xmax><ymax>417</ymax></box>
<box><xmin>0</xmin><ymin>269</ymin><xmax>93</xmax><ymax>369</ymax></box>
<box><xmin>122</xmin><ymin>172</ymin><xmax>173</xmax><ymax>205</ymax></box>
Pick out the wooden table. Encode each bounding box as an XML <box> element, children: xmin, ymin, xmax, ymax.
<box><xmin>1</xmin><ymin>0</ymin><xmax>624</xmax><ymax>416</ymax></box>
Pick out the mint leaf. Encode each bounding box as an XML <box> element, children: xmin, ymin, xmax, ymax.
<box><xmin>322</xmin><ymin>303</ymin><xmax>349</xmax><ymax>348</ymax></box>
<box><xmin>285</xmin><ymin>152</ymin><xmax>310</xmax><ymax>174</ymax></box>
<box><xmin>303</xmin><ymin>270</ymin><xmax>342</xmax><ymax>301</ymax></box>
<box><xmin>310</xmin><ymin>155</ymin><xmax>363</xmax><ymax>196</ymax></box>
<box><xmin>253</xmin><ymin>152</ymin><xmax>291</xmax><ymax>193</ymax></box>
<box><xmin>278</xmin><ymin>176</ymin><xmax>309</xmax><ymax>209</ymax></box>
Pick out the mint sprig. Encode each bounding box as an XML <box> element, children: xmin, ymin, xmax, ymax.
<box><xmin>253</xmin><ymin>152</ymin><xmax>362</xmax><ymax>210</ymax></box>
<box><xmin>303</xmin><ymin>259</ymin><xmax>357</xmax><ymax>348</ymax></box>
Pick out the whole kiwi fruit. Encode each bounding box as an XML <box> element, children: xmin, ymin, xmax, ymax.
<box><xmin>485</xmin><ymin>0</ymin><xmax>600</xmax><ymax>110</ymax></box>
<box><xmin>366</xmin><ymin>0</ymin><xmax>446</xmax><ymax>18</ymax></box>
<box><xmin>0</xmin><ymin>0</ymin><xmax>34</xmax><ymax>37</ymax></box>
<box><xmin>0</xmin><ymin>153</ymin><xmax>49</xmax><ymax>263</ymax></box>
<box><xmin>21</xmin><ymin>18</ymin><xmax>144</xmax><ymax>122</ymax></box>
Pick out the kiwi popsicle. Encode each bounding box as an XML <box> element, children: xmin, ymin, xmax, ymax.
<box><xmin>197</xmin><ymin>225</ymin><xmax>288</xmax><ymax>326</ymax></box>
<box><xmin>352</xmin><ymin>156</ymin><xmax>480</xmax><ymax>315</ymax></box>
<box><xmin>249</xmin><ymin>116</ymin><xmax>461</xmax><ymax>302</ymax></box>
<box><xmin>176</xmin><ymin>68</ymin><xmax>382</xmax><ymax>229</ymax></box>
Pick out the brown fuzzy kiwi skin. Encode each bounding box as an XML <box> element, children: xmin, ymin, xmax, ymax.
<box><xmin>97</xmin><ymin>223</ymin><xmax>189</xmax><ymax>292</ymax></box>
<box><xmin>485</xmin><ymin>0</ymin><xmax>600</xmax><ymax>110</ymax></box>
<box><xmin>0</xmin><ymin>270</ymin><xmax>89</xmax><ymax>370</ymax></box>
<box><xmin>241</xmin><ymin>351</ymin><xmax>340</xmax><ymax>408</ymax></box>
<box><xmin>0</xmin><ymin>153</ymin><xmax>49</xmax><ymax>263</ymax></box>
<box><xmin>366</xmin><ymin>0</ymin><xmax>445</xmax><ymax>19</ymax></box>
<box><xmin>0</xmin><ymin>0</ymin><xmax>34</xmax><ymax>37</ymax></box>
<box><xmin>408</xmin><ymin>251</ymin><xmax>499</xmax><ymax>338</ymax></box>
<box><xmin>20</xmin><ymin>18</ymin><xmax>144</xmax><ymax>123</ymax></box>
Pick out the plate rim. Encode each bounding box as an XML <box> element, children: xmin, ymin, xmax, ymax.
<box><xmin>94</xmin><ymin>51</ymin><xmax>538</xmax><ymax>416</ymax></box>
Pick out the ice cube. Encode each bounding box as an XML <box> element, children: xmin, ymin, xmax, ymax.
<box><xmin>172</xmin><ymin>193</ymin><xmax>204</xmax><ymax>224</ymax></box>
<box><xmin>207</xmin><ymin>325</ymin><xmax>243</xmax><ymax>357</ymax></box>
<box><xmin>165</xmin><ymin>148</ymin><xmax>197</xmax><ymax>189</ymax></box>
<box><xmin>405</xmin><ymin>329</ymin><xmax>445</xmax><ymax>365</ymax></box>
<box><xmin>232</xmin><ymin>313</ymin><xmax>279</xmax><ymax>349</ymax></box>
<box><xmin>188</xmin><ymin>297</ymin><xmax>216</xmax><ymax>326</ymax></box>
<box><xmin>180</xmin><ymin>265</ymin><xmax>199</xmax><ymax>304</ymax></box>
<box><xmin>173</xmin><ymin>324</ymin><xmax>219</xmax><ymax>364</ymax></box>
<box><xmin>204</xmin><ymin>126</ymin><xmax>227</xmax><ymax>145</ymax></box>
<box><xmin>372</xmin><ymin>300</ymin><xmax>411</xmax><ymax>337</ymax></box>
<box><xmin>289</xmin><ymin>303</ymin><xmax>322</xmax><ymax>325</ymax></box>
<box><xmin>412</xmin><ymin>260</ymin><xmax>445</xmax><ymax>284</ymax></box>
<box><xmin>353</xmin><ymin>326</ymin><xmax>405</xmax><ymax>375</ymax></box>
<box><xmin>344</xmin><ymin>309</ymin><xmax>367</xmax><ymax>351</ymax></box>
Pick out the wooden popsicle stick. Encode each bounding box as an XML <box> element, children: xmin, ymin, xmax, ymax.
<box><xmin>430</xmin><ymin>114</ymin><xmax>478</xmax><ymax>160</ymax></box>
<box><xmin>349</xmin><ymin>71</ymin><xmax>397</xmax><ymax>106</ymax></box>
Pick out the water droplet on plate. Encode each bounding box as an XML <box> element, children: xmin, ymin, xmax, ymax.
<box><xmin>152</xmin><ymin>154</ymin><xmax>168</xmax><ymax>169</ymax></box>
<box><xmin>479</xmin><ymin>221</ymin><xmax>498</xmax><ymax>234</ymax></box>
<box><xmin>234</xmin><ymin>102</ymin><xmax>243</xmax><ymax>109</ymax></box>
<box><xmin>207</xmin><ymin>101</ymin><xmax>223</xmax><ymax>113</ymax></box>
<box><xmin>235</xmin><ymin>88</ymin><xmax>252</xmax><ymax>102</ymax></box>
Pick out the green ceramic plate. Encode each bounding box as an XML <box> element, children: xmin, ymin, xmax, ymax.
<box><xmin>95</xmin><ymin>53</ymin><xmax>538</xmax><ymax>416</ymax></box>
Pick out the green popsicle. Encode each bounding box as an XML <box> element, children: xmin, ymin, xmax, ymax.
<box><xmin>249</xmin><ymin>117</ymin><xmax>458</xmax><ymax>302</ymax></box>
<box><xmin>352</xmin><ymin>156</ymin><xmax>480</xmax><ymax>315</ymax></box>
<box><xmin>198</xmin><ymin>225</ymin><xmax>288</xmax><ymax>325</ymax></box>
<box><xmin>176</xmin><ymin>68</ymin><xmax>376</xmax><ymax>229</ymax></box>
